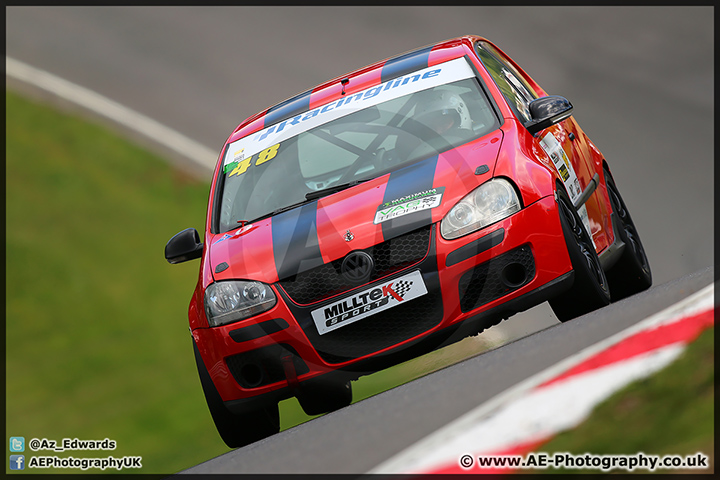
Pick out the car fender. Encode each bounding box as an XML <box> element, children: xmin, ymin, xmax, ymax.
<box><xmin>493</xmin><ymin>119</ymin><xmax>557</xmax><ymax>206</ymax></box>
<box><xmin>188</xmin><ymin>243</ymin><xmax>215</xmax><ymax>330</ymax></box>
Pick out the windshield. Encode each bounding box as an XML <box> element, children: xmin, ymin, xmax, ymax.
<box><xmin>215</xmin><ymin>57</ymin><xmax>499</xmax><ymax>233</ymax></box>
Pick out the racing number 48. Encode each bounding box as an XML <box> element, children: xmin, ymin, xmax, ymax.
<box><xmin>227</xmin><ymin>143</ymin><xmax>280</xmax><ymax>177</ymax></box>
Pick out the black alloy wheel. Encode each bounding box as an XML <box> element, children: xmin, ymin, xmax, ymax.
<box><xmin>549</xmin><ymin>187</ymin><xmax>611</xmax><ymax>322</ymax></box>
<box><xmin>603</xmin><ymin>168</ymin><xmax>652</xmax><ymax>301</ymax></box>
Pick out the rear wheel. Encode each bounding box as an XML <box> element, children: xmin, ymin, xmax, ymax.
<box><xmin>603</xmin><ymin>168</ymin><xmax>652</xmax><ymax>301</ymax></box>
<box><xmin>193</xmin><ymin>341</ymin><xmax>279</xmax><ymax>448</ymax></box>
<box><xmin>549</xmin><ymin>187</ymin><xmax>611</xmax><ymax>322</ymax></box>
<box><xmin>297</xmin><ymin>377</ymin><xmax>353</xmax><ymax>416</ymax></box>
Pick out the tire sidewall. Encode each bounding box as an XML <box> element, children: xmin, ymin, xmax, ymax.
<box><xmin>193</xmin><ymin>341</ymin><xmax>279</xmax><ymax>448</ymax></box>
<box><xmin>604</xmin><ymin>169</ymin><xmax>651</xmax><ymax>280</ymax></box>
<box><xmin>551</xmin><ymin>186</ymin><xmax>610</xmax><ymax>320</ymax></box>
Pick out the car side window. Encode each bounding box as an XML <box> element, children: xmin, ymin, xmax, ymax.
<box><xmin>475</xmin><ymin>42</ymin><xmax>538</xmax><ymax>124</ymax></box>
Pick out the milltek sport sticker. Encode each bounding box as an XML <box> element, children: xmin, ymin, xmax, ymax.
<box><xmin>374</xmin><ymin>187</ymin><xmax>445</xmax><ymax>224</ymax></box>
<box><xmin>311</xmin><ymin>270</ymin><xmax>427</xmax><ymax>335</ymax></box>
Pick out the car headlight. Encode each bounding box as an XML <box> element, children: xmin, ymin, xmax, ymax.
<box><xmin>204</xmin><ymin>281</ymin><xmax>276</xmax><ymax>327</ymax></box>
<box><xmin>441</xmin><ymin>178</ymin><xmax>521</xmax><ymax>240</ymax></box>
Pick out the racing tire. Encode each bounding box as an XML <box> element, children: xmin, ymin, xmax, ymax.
<box><xmin>549</xmin><ymin>187</ymin><xmax>611</xmax><ymax>322</ymax></box>
<box><xmin>603</xmin><ymin>168</ymin><xmax>652</xmax><ymax>301</ymax></box>
<box><xmin>297</xmin><ymin>377</ymin><xmax>353</xmax><ymax>416</ymax></box>
<box><xmin>193</xmin><ymin>341</ymin><xmax>280</xmax><ymax>449</ymax></box>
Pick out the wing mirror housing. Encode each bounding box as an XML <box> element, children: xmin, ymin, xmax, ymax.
<box><xmin>165</xmin><ymin>228</ymin><xmax>203</xmax><ymax>264</ymax></box>
<box><xmin>526</xmin><ymin>95</ymin><xmax>574</xmax><ymax>135</ymax></box>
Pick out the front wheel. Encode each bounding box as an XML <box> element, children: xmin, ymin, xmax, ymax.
<box><xmin>193</xmin><ymin>341</ymin><xmax>280</xmax><ymax>448</ymax></box>
<box><xmin>603</xmin><ymin>168</ymin><xmax>652</xmax><ymax>301</ymax></box>
<box><xmin>549</xmin><ymin>187</ymin><xmax>611</xmax><ymax>322</ymax></box>
<box><xmin>297</xmin><ymin>377</ymin><xmax>353</xmax><ymax>416</ymax></box>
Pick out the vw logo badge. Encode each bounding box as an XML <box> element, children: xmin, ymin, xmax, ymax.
<box><xmin>344</xmin><ymin>229</ymin><xmax>354</xmax><ymax>242</ymax></box>
<box><xmin>341</xmin><ymin>251</ymin><xmax>374</xmax><ymax>284</ymax></box>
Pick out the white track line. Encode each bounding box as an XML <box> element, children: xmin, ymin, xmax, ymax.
<box><xmin>413</xmin><ymin>344</ymin><xmax>686</xmax><ymax>473</ymax></box>
<box><xmin>371</xmin><ymin>283</ymin><xmax>715</xmax><ymax>473</ymax></box>
<box><xmin>6</xmin><ymin>56</ymin><xmax>218</xmax><ymax>172</ymax></box>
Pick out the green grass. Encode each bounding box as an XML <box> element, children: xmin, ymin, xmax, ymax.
<box><xmin>5</xmin><ymin>89</ymin><xmax>228</xmax><ymax>473</ymax></box>
<box><xmin>5</xmin><ymin>90</ymin><xmax>498</xmax><ymax>474</ymax></box>
<box><xmin>526</xmin><ymin>327</ymin><xmax>714</xmax><ymax>474</ymax></box>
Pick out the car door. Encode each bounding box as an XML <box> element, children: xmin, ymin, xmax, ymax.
<box><xmin>474</xmin><ymin>41</ymin><xmax>610</xmax><ymax>253</ymax></box>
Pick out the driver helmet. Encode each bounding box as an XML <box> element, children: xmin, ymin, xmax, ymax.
<box><xmin>414</xmin><ymin>89</ymin><xmax>472</xmax><ymax>134</ymax></box>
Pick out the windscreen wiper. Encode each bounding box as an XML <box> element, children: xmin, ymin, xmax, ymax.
<box><xmin>244</xmin><ymin>180</ymin><xmax>371</xmax><ymax>225</ymax></box>
<box><xmin>246</xmin><ymin>198</ymin><xmax>317</xmax><ymax>224</ymax></box>
<box><xmin>304</xmin><ymin>179</ymin><xmax>370</xmax><ymax>201</ymax></box>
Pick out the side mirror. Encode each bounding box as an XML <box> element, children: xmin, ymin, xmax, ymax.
<box><xmin>165</xmin><ymin>228</ymin><xmax>203</xmax><ymax>264</ymax></box>
<box><xmin>526</xmin><ymin>95</ymin><xmax>573</xmax><ymax>135</ymax></box>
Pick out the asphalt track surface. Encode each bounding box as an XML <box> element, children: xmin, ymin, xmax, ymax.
<box><xmin>6</xmin><ymin>6</ymin><xmax>715</xmax><ymax>474</ymax></box>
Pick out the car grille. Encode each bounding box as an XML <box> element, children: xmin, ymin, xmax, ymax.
<box><xmin>278</xmin><ymin>226</ymin><xmax>442</xmax><ymax>364</ymax></box>
<box><xmin>301</xmin><ymin>288</ymin><xmax>444</xmax><ymax>364</ymax></box>
<box><xmin>458</xmin><ymin>244</ymin><xmax>535</xmax><ymax>313</ymax></box>
<box><xmin>279</xmin><ymin>225</ymin><xmax>432</xmax><ymax>305</ymax></box>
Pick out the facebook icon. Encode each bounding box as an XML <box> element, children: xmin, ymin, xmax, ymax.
<box><xmin>10</xmin><ymin>455</ymin><xmax>25</xmax><ymax>470</ymax></box>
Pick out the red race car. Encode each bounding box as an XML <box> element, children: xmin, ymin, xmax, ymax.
<box><xmin>165</xmin><ymin>35</ymin><xmax>651</xmax><ymax>448</ymax></box>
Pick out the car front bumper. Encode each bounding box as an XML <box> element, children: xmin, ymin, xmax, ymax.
<box><xmin>192</xmin><ymin>194</ymin><xmax>573</xmax><ymax>407</ymax></box>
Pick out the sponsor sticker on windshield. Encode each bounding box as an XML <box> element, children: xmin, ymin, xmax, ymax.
<box><xmin>374</xmin><ymin>187</ymin><xmax>445</xmax><ymax>224</ymax></box>
<box><xmin>311</xmin><ymin>270</ymin><xmax>427</xmax><ymax>335</ymax></box>
<box><xmin>223</xmin><ymin>143</ymin><xmax>281</xmax><ymax>177</ymax></box>
<box><xmin>223</xmin><ymin>57</ymin><xmax>477</xmax><ymax>169</ymax></box>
